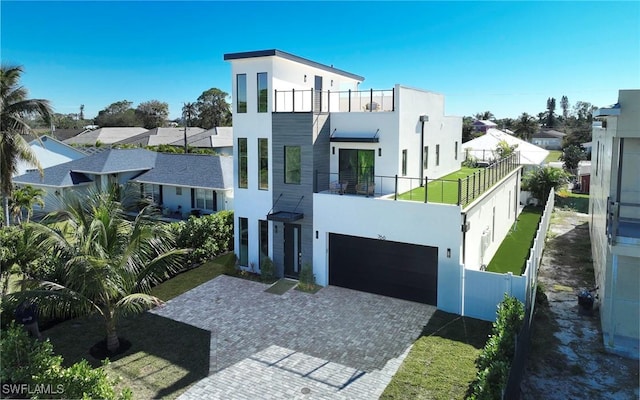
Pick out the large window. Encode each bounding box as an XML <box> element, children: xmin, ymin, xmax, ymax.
<box><xmin>195</xmin><ymin>188</ymin><xmax>216</xmax><ymax>211</ymax></box>
<box><xmin>259</xmin><ymin>220</ymin><xmax>268</xmax><ymax>267</ymax></box>
<box><xmin>402</xmin><ymin>149</ymin><xmax>408</xmax><ymax>176</ymax></box>
<box><xmin>143</xmin><ymin>184</ymin><xmax>161</xmax><ymax>203</ymax></box>
<box><xmin>257</xmin><ymin>72</ymin><xmax>268</xmax><ymax>113</ymax></box>
<box><xmin>239</xmin><ymin>217</ymin><xmax>248</xmax><ymax>266</ymax></box>
<box><xmin>237</xmin><ymin>74</ymin><xmax>247</xmax><ymax>113</ymax></box>
<box><xmin>259</xmin><ymin>138</ymin><xmax>268</xmax><ymax>190</ymax></box>
<box><xmin>285</xmin><ymin>146</ymin><xmax>301</xmax><ymax>184</ymax></box>
<box><xmin>436</xmin><ymin>144</ymin><xmax>440</xmax><ymax>166</ymax></box>
<box><xmin>238</xmin><ymin>138</ymin><xmax>248</xmax><ymax>188</ymax></box>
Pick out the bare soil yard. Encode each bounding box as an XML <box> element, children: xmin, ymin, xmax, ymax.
<box><xmin>521</xmin><ymin>210</ymin><xmax>639</xmax><ymax>399</ymax></box>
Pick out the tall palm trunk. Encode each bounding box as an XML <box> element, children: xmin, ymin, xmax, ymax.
<box><xmin>106</xmin><ymin>316</ymin><xmax>120</xmax><ymax>352</ymax></box>
<box><xmin>2</xmin><ymin>195</ymin><xmax>10</xmax><ymax>227</ymax></box>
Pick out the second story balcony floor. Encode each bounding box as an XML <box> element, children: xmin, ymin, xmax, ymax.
<box><xmin>607</xmin><ymin>200</ymin><xmax>640</xmax><ymax>245</ymax></box>
<box><xmin>273</xmin><ymin>88</ymin><xmax>395</xmax><ymax>113</ymax></box>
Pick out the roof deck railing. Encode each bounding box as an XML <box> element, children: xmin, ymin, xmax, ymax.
<box><xmin>274</xmin><ymin>88</ymin><xmax>394</xmax><ymax>113</ymax></box>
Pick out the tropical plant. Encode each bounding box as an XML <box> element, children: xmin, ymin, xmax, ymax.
<box><xmin>474</xmin><ymin>111</ymin><xmax>495</xmax><ymax>121</ymax></box>
<box><xmin>513</xmin><ymin>113</ymin><xmax>538</xmax><ymax>141</ymax></box>
<box><xmin>560</xmin><ymin>144</ymin><xmax>587</xmax><ymax>175</ymax></box>
<box><xmin>522</xmin><ymin>166</ymin><xmax>569</xmax><ymax>205</ymax></box>
<box><xmin>1</xmin><ymin>65</ymin><xmax>53</xmax><ymax>225</ymax></box>
<box><xmin>170</xmin><ymin>210</ymin><xmax>234</xmax><ymax>265</ymax></box>
<box><xmin>259</xmin><ymin>256</ymin><xmax>276</xmax><ymax>283</ymax></box>
<box><xmin>10</xmin><ymin>185</ymin><xmax>44</xmax><ymax>224</ymax></box>
<box><xmin>298</xmin><ymin>263</ymin><xmax>317</xmax><ymax>292</ymax></box>
<box><xmin>182</xmin><ymin>102</ymin><xmax>197</xmax><ymax>153</ymax></box>
<box><xmin>493</xmin><ymin>140</ymin><xmax>518</xmax><ymax>160</ymax></box>
<box><xmin>22</xmin><ymin>188</ymin><xmax>187</xmax><ymax>352</ymax></box>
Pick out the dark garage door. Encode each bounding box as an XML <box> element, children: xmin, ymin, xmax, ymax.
<box><xmin>329</xmin><ymin>233</ymin><xmax>438</xmax><ymax>305</ymax></box>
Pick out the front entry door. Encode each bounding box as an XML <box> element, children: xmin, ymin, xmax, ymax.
<box><xmin>284</xmin><ymin>224</ymin><xmax>301</xmax><ymax>278</ymax></box>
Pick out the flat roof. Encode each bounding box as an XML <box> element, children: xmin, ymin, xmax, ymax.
<box><xmin>223</xmin><ymin>49</ymin><xmax>365</xmax><ymax>82</ymax></box>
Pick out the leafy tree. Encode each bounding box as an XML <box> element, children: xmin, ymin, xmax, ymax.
<box><xmin>560</xmin><ymin>144</ymin><xmax>586</xmax><ymax>175</ymax></box>
<box><xmin>545</xmin><ymin>97</ymin><xmax>556</xmax><ymax>128</ymax></box>
<box><xmin>513</xmin><ymin>113</ymin><xmax>538</xmax><ymax>141</ymax></box>
<box><xmin>79</xmin><ymin>104</ymin><xmax>85</xmax><ymax>120</ymax></box>
<box><xmin>474</xmin><ymin>111</ymin><xmax>495</xmax><ymax>121</ymax></box>
<box><xmin>182</xmin><ymin>102</ymin><xmax>197</xmax><ymax>152</ymax></box>
<box><xmin>1</xmin><ymin>65</ymin><xmax>53</xmax><ymax>226</ymax></box>
<box><xmin>462</xmin><ymin>116</ymin><xmax>475</xmax><ymax>143</ymax></box>
<box><xmin>495</xmin><ymin>118</ymin><xmax>514</xmax><ymax>131</ymax></box>
<box><xmin>94</xmin><ymin>100</ymin><xmax>142</xmax><ymax>127</ymax></box>
<box><xmin>522</xmin><ymin>166</ymin><xmax>569</xmax><ymax>205</ymax></box>
<box><xmin>493</xmin><ymin>140</ymin><xmax>517</xmax><ymax>160</ymax></box>
<box><xmin>136</xmin><ymin>100</ymin><xmax>169</xmax><ymax>129</ymax></box>
<box><xmin>26</xmin><ymin>188</ymin><xmax>186</xmax><ymax>352</ymax></box>
<box><xmin>560</xmin><ymin>95</ymin><xmax>569</xmax><ymax>120</ymax></box>
<box><xmin>195</xmin><ymin>88</ymin><xmax>231</xmax><ymax>129</ymax></box>
<box><xmin>10</xmin><ymin>185</ymin><xmax>44</xmax><ymax>224</ymax></box>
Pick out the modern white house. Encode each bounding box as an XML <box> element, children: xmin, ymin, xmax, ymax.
<box><xmin>462</xmin><ymin>128</ymin><xmax>549</xmax><ymax>166</ymax></box>
<box><xmin>226</xmin><ymin>49</ymin><xmax>523</xmax><ymax>315</ymax></box>
<box><xmin>589</xmin><ymin>89</ymin><xmax>640</xmax><ymax>359</ymax></box>
<box><xmin>13</xmin><ymin>149</ymin><xmax>233</xmax><ymax>218</ymax></box>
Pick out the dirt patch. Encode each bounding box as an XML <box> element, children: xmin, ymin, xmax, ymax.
<box><xmin>521</xmin><ymin>209</ymin><xmax>639</xmax><ymax>399</ymax></box>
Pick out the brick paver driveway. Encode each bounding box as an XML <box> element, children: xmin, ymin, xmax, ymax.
<box><xmin>151</xmin><ymin>275</ymin><xmax>435</xmax><ymax>399</ymax></box>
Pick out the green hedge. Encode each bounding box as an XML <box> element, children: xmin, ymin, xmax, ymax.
<box><xmin>170</xmin><ymin>211</ymin><xmax>233</xmax><ymax>265</ymax></box>
<box><xmin>468</xmin><ymin>294</ymin><xmax>524</xmax><ymax>399</ymax></box>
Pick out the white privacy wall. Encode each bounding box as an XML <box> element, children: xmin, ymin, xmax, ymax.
<box><xmin>313</xmin><ymin>194</ymin><xmax>464</xmax><ymax>314</ymax></box>
<box><xmin>463</xmin><ymin>168</ymin><xmax>521</xmax><ymax>270</ymax></box>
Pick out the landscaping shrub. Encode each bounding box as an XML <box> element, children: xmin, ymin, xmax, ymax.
<box><xmin>298</xmin><ymin>263</ymin><xmax>317</xmax><ymax>292</ymax></box>
<box><xmin>259</xmin><ymin>256</ymin><xmax>276</xmax><ymax>283</ymax></box>
<box><xmin>469</xmin><ymin>294</ymin><xmax>524</xmax><ymax>400</ymax></box>
<box><xmin>0</xmin><ymin>324</ymin><xmax>131</xmax><ymax>400</ymax></box>
<box><xmin>171</xmin><ymin>211</ymin><xmax>233</xmax><ymax>265</ymax></box>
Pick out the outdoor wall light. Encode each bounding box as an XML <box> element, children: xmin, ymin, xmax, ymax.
<box><xmin>275</xmin><ymin>225</ymin><xmax>278</xmax><ymax>233</ymax></box>
<box><xmin>315</xmin><ymin>230</ymin><xmax>319</xmax><ymax>239</ymax></box>
<box><xmin>304</xmin><ymin>75</ymin><xmax>307</xmax><ymax>83</ymax></box>
<box><xmin>447</xmin><ymin>248</ymin><xmax>451</xmax><ymax>258</ymax></box>
<box><xmin>331</xmin><ymin>79</ymin><xmax>334</xmax><ymax>87</ymax></box>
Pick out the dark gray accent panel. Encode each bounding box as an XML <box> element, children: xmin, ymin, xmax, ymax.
<box><xmin>313</xmin><ymin>113</ymin><xmax>331</xmax><ymax>193</ymax></box>
<box><xmin>272</xmin><ymin>113</ymin><xmax>318</xmax><ymax>276</ymax></box>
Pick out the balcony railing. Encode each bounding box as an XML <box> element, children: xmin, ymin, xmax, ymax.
<box><xmin>274</xmin><ymin>88</ymin><xmax>394</xmax><ymax>113</ymax></box>
<box><xmin>607</xmin><ymin>200</ymin><xmax>640</xmax><ymax>244</ymax></box>
<box><xmin>314</xmin><ymin>152</ymin><xmax>521</xmax><ymax>206</ymax></box>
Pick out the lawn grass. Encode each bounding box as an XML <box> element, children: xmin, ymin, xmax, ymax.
<box><xmin>381</xmin><ymin>311</ymin><xmax>491</xmax><ymax>400</ymax></box>
<box><xmin>555</xmin><ymin>190</ymin><xmax>589</xmax><ymax>214</ymax></box>
<box><xmin>545</xmin><ymin>150</ymin><xmax>562</xmax><ymax>163</ymax></box>
<box><xmin>398</xmin><ymin>167</ymin><xmax>480</xmax><ymax>204</ymax></box>
<box><xmin>486</xmin><ymin>206</ymin><xmax>543</xmax><ymax>275</ymax></box>
<box><xmin>150</xmin><ymin>253</ymin><xmax>236</xmax><ymax>301</ymax></box>
<box><xmin>44</xmin><ymin>313</ymin><xmax>210</xmax><ymax>400</ymax></box>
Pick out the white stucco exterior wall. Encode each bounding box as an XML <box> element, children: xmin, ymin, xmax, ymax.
<box><xmin>313</xmin><ymin>194</ymin><xmax>464</xmax><ymax>313</ymax></box>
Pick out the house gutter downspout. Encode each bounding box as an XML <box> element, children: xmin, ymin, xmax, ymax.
<box><xmin>419</xmin><ymin>115</ymin><xmax>429</xmax><ymax>185</ymax></box>
<box><xmin>461</xmin><ymin>211</ymin><xmax>468</xmax><ymax>316</ymax></box>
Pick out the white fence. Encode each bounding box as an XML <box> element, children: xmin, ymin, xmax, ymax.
<box><xmin>463</xmin><ymin>188</ymin><xmax>556</xmax><ymax>321</ymax></box>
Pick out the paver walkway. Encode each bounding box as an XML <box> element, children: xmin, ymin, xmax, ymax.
<box><xmin>151</xmin><ymin>275</ymin><xmax>435</xmax><ymax>399</ymax></box>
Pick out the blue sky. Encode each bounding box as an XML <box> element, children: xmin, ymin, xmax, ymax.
<box><xmin>2</xmin><ymin>1</ymin><xmax>639</xmax><ymax>121</ymax></box>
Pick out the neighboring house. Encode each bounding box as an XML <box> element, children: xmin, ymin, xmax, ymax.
<box><xmin>116</xmin><ymin>127</ymin><xmax>206</xmax><ymax>147</ymax></box>
<box><xmin>13</xmin><ymin>148</ymin><xmax>233</xmax><ymax>217</ymax></box>
<box><xmin>64</xmin><ymin>127</ymin><xmax>149</xmax><ymax>146</ymax></box>
<box><xmin>472</xmin><ymin>119</ymin><xmax>497</xmax><ymax>133</ymax></box>
<box><xmin>530</xmin><ymin>128</ymin><xmax>565</xmax><ymax>150</ymax></box>
<box><xmin>226</xmin><ymin>49</ymin><xmax>522</xmax><ymax>315</ymax></box>
<box><xmin>168</xmin><ymin>127</ymin><xmax>234</xmax><ymax>155</ymax></box>
<box><xmin>15</xmin><ymin>135</ymin><xmax>87</xmax><ymax>176</ymax></box>
<box><xmin>462</xmin><ymin>128</ymin><xmax>549</xmax><ymax>166</ymax></box>
<box><xmin>589</xmin><ymin>89</ymin><xmax>640</xmax><ymax>359</ymax></box>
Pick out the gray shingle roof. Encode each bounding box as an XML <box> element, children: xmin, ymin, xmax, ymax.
<box><xmin>13</xmin><ymin>164</ymin><xmax>93</xmax><ymax>187</ymax></box>
<box><xmin>132</xmin><ymin>153</ymin><xmax>233</xmax><ymax>190</ymax></box>
<box><xmin>69</xmin><ymin>148</ymin><xmax>158</xmax><ymax>174</ymax></box>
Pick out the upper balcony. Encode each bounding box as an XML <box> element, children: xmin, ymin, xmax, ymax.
<box><xmin>274</xmin><ymin>88</ymin><xmax>395</xmax><ymax>113</ymax></box>
<box><xmin>607</xmin><ymin>200</ymin><xmax>640</xmax><ymax>245</ymax></box>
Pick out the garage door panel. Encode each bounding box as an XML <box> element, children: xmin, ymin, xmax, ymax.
<box><xmin>329</xmin><ymin>233</ymin><xmax>438</xmax><ymax>305</ymax></box>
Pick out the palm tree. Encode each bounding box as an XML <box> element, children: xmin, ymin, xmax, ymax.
<box><xmin>182</xmin><ymin>102</ymin><xmax>197</xmax><ymax>153</ymax></box>
<box><xmin>1</xmin><ymin>65</ymin><xmax>53</xmax><ymax>226</ymax></box>
<box><xmin>513</xmin><ymin>113</ymin><xmax>539</xmax><ymax>141</ymax></box>
<box><xmin>474</xmin><ymin>111</ymin><xmax>495</xmax><ymax>121</ymax></box>
<box><xmin>26</xmin><ymin>188</ymin><xmax>187</xmax><ymax>352</ymax></box>
<box><xmin>10</xmin><ymin>185</ymin><xmax>44</xmax><ymax>224</ymax></box>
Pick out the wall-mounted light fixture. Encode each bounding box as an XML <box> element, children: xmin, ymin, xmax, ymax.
<box><xmin>315</xmin><ymin>230</ymin><xmax>319</xmax><ymax>239</ymax></box>
<box><xmin>275</xmin><ymin>225</ymin><xmax>278</xmax><ymax>233</ymax></box>
<box><xmin>304</xmin><ymin>75</ymin><xmax>307</xmax><ymax>83</ymax></box>
<box><xmin>447</xmin><ymin>248</ymin><xmax>451</xmax><ymax>258</ymax></box>
<box><xmin>378</xmin><ymin>148</ymin><xmax>382</xmax><ymax>157</ymax></box>
<box><xmin>331</xmin><ymin>79</ymin><xmax>334</xmax><ymax>87</ymax></box>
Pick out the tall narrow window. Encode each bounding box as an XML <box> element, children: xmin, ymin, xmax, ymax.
<box><xmin>423</xmin><ymin>146</ymin><xmax>429</xmax><ymax>169</ymax></box>
<box><xmin>239</xmin><ymin>217</ymin><xmax>248</xmax><ymax>266</ymax></box>
<box><xmin>195</xmin><ymin>189</ymin><xmax>216</xmax><ymax>211</ymax></box>
<box><xmin>402</xmin><ymin>149</ymin><xmax>408</xmax><ymax>176</ymax></box>
<box><xmin>455</xmin><ymin>141</ymin><xmax>459</xmax><ymax>160</ymax></box>
<box><xmin>238</xmin><ymin>138</ymin><xmax>248</xmax><ymax>188</ymax></box>
<box><xmin>285</xmin><ymin>146</ymin><xmax>301</xmax><ymax>184</ymax></box>
<box><xmin>258</xmin><ymin>138</ymin><xmax>268</xmax><ymax>190</ymax></box>
<box><xmin>436</xmin><ymin>144</ymin><xmax>440</xmax><ymax>166</ymax></box>
<box><xmin>237</xmin><ymin>74</ymin><xmax>247</xmax><ymax>113</ymax></box>
<box><xmin>259</xmin><ymin>220</ymin><xmax>268</xmax><ymax>266</ymax></box>
<box><xmin>257</xmin><ymin>72</ymin><xmax>268</xmax><ymax>113</ymax></box>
